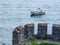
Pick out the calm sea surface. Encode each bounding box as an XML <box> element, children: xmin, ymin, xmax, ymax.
<box><xmin>0</xmin><ymin>0</ymin><xmax>60</xmax><ymax>45</ymax></box>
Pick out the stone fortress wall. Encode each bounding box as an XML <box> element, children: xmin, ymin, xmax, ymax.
<box><xmin>12</xmin><ymin>23</ymin><xmax>60</xmax><ymax>45</ymax></box>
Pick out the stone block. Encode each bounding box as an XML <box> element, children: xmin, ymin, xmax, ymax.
<box><xmin>38</xmin><ymin>23</ymin><xmax>47</xmax><ymax>39</ymax></box>
<box><xmin>24</xmin><ymin>23</ymin><xmax>34</xmax><ymax>38</ymax></box>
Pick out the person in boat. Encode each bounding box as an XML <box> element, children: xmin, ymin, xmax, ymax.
<box><xmin>31</xmin><ymin>8</ymin><xmax>45</xmax><ymax>15</ymax></box>
<box><xmin>34</xmin><ymin>8</ymin><xmax>42</xmax><ymax>14</ymax></box>
<box><xmin>37</xmin><ymin>8</ymin><xmax>42</xmax><ymax>12</ymax></box>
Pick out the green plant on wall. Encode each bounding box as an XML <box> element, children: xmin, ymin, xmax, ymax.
<box><xmin>23</xmin><ymin>36</ymin><xmax>59</xmax><ymax>45</ymax></box>
<box><xmin>28</xmin><ymin>36</ymin><xmax>36</xmax><ymax>42</ymax></box>
<box><xmin>40</xmin><ymin>42</ymin><xmax>58</xmax><ymax>45</ymax></box>
<box><xmin>28</xmin><ymin>36</ymin><xmax>39</xmax><ymax>45</ymax></box>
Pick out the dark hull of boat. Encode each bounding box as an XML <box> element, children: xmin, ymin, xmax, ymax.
<box><xmin>31</xmin><ymin>13</ymin><xmax>45</xmax><ymax>17</ymax></box>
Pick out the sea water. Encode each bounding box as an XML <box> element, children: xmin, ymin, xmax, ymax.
<box><xmin>0</xmin><ymin>0</ymin><xmax>60</xmax><ymax>45</ymax></box>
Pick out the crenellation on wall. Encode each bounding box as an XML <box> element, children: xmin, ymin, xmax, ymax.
<box><xmin>38</xmin><ymin>23</ymin><xmax>47</xmax><ymax>39</ymax></box>
<box><xmin>24</xmin><ymin>23</ymin><xmax>34</xmax><ymax>39</ymax></box>
<box><xmin>52</xmin><ymin>24</ymin><xmax>60</xmax><ymax>41</ymax></box>
<box><xmin>13</xmin><ymin>26</ymin><xmax>25</xmax><ymax>45</ymax></box>
<box><xmin>12</xmin><ymin>27</ymin><xmax>20</xmax><ymax>45</ymax></box>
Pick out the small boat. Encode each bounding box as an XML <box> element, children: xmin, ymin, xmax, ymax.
<box><xmin>31</xmin><ymin>8</ymin><xmax>45</xmax><ymax>16</ymax></box>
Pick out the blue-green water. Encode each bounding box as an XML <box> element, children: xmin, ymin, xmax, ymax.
<box><xmin>0</xmin><ymin>0</ymin><xmax>60</xmax><ymax>45</ymax></box>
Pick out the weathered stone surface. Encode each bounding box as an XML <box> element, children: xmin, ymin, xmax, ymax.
<box><xmin>52</xmin><ymin>24</ymin><xmax>60</xmax><ymax>41</ymax></box>
<box><xmin>24</xmin><ymin>23</ymin><xmax>34</xmax><ymax>38</ymax></box>
<box><xmin>38</xmin><ymin>23</ymin><xmax>47</xmax><ymax>27</ymax></box>
<box><xmin>18</xmin><ymin>26</ymin><xmax>25</xmax><ymax>45</ymax></box>
<box><xmin>12</xmin><ymin>26</ymin><xmax>24</xmax><ymax>45</ymax></box>
<box><xmin>18</xmin><ymin>43</ymin><xmax>23</xmax><ymax>45</ymax></box>
<box><xmin>38</xmin><ymin>23</ymin><xmax>47</xmax><ymax>39</ymax></box>
<box><xmin>47</xmin><ymin>34</ymin><xmax>52</xmax><ymax>40</ymax></box>
<box><xmin>12</xmin><ymin>28</ymin><xmax>19</xmax><ymax>45</ymax></box>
